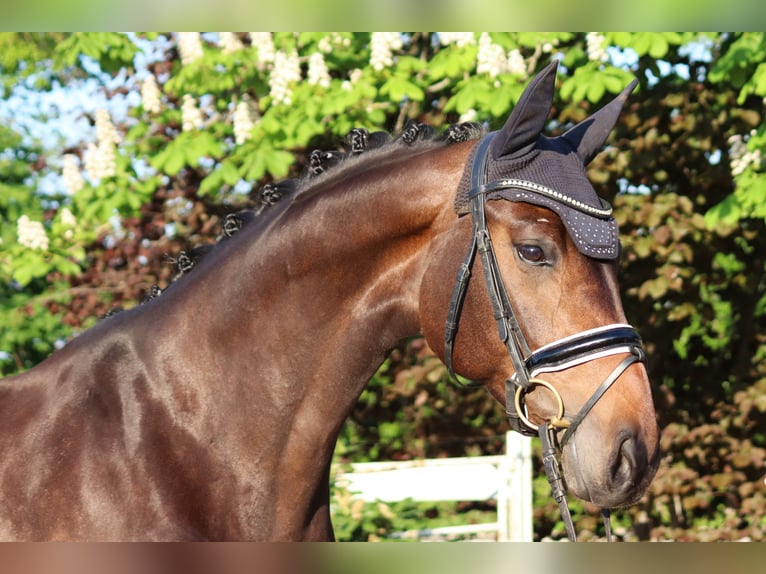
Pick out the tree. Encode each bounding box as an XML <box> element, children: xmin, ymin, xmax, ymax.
<box><xmin>1</xmin><ymin>32</ymin><xmax>764</xmax><ymax>541</ymax></box>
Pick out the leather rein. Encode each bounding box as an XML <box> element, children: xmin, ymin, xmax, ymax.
<box><xmin>444</xmin><ymin>133</ymin><xmax>647</xmax><ymax>541</ymax></box>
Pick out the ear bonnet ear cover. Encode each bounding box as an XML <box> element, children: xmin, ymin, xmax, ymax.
<box><xmin>455</xmin><ymin>61</ymin><xmax>637</xmax><ymax>260</ymax></box>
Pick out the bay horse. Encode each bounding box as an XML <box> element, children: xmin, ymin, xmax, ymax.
<box><xmin>0</xmin><ymin>61</ymin><xmax>659</xmax><ymax>541</ymax></box>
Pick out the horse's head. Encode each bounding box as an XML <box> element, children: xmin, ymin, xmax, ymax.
<box><xmin>420</xmin><ymin>61</ymin><xmax>659</xmax><ymax>510</ymax></box>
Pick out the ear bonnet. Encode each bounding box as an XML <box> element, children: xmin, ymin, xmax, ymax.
<box><xmin>455</xmin><ymin>60</ymin><xmax>637</xmax><ymax>260</ymax></box>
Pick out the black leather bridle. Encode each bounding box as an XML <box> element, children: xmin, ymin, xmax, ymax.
<box><xmin>444</xmin><ymin>133</ymin><xmax>647</xmax><ymax>541</ymax></box>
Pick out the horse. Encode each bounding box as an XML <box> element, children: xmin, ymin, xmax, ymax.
<box><xmin>0</xmin><ymin>60</ymin><xmax>659</xmax><ymax>541</ymax></box>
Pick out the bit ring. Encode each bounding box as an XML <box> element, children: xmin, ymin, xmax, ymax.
<box><xmin>514</xmin><ymin>377</ymin><xmax>568</xmax><ymax>432</ymax></box>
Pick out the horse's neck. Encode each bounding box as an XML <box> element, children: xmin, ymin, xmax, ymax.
<box><xmin>148</xmin><ymin>143</ymin><xmax>468</xmax><ymax>538</ymax></box>
<box><xmin>236</xmin><ymin>147</ymin><xmax>458</xmax><ymax>380</ymax></box>
<box><xmin>241</xmin><ymin>160</ymin><xmax>451</xmax><ymax>371</ymax></box>
<box><xmin>289</xmin><ymin>146</ymin><xmax>467</xmax><ymax>339</ymax></box>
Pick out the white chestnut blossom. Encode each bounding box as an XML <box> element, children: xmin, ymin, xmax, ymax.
<box><xmin>85</xmin><ymin>141</ymin><xmax>116</xmax><ymax>182</ymax></box>
<box><xmin>62</xmin><ymin>154</ymin><xmax>84</xmax><ymax>195</ymax></box>
<box><xmin>370</xmin><ymin>32</ymin><xmax>402</xmax><ymax>72</ymax></box>
<box><xmin>84</xmin><ymin>143</ymin><xmax>100</xmax><ymax>182</ymax></box>
<box><xmin>60</xmin><ymin>207</ymin><xmax>77</xmax><ymax>228</ymax></box>
<box><xmin>507</xmin><ymin>49</ymin><xmax>526</xmax><ymax>77</ymax></box>
<box><xmin>307</xmin><ymin>52</ymin><xmax>331</xmax><ymax>88</ymax></box>
<box><xmin>317</xmin><ymin>36</ymin><xmax>333</xmax><ymax>54</ymax></box>
<box><xmin>249</xmin><ymin>32</ymin><xmax>275</xmax><ymax>64</ymax></box>
<box><xmin>341</xmin><ymin>68</ymin><xmax>363</xmax><ymax>92</ymax></box>
<box><xmin>476</xmin><ymin>33</ymin><xmax>507</xmax><ymax>78</ymax></box>
<box><xmin>728</xmin><ymin>132</ymin><xmax>763</xmax><ymax>176</ymax></box>
<box><xmin>220</xmin><ymin>32</ymin><xmax>244</xmax><ymax>54</ymax></box>
<box><xmin>268</xmin><ymin>50</ymin><xmax>301</xmax><ymax>106</ymax></box>
<box><xmin>233</xmin><ymin>100</ymin><xmax>255</xmax><ymax>145</ymax></box>
<box><xmin>181</xmin><ymin>94</ymin><xmax>204</xmax><ymax>131</ymax></box>
<box><xmin>83</xmin><ymin>109</ymin><xmax>119</xmax><ymax>183</ymax></box>
<box><xmin>318</xmin><ymin>33</ymin><xmax>349</xmax><ymax>53</ymax></box>
<box><xmin>438</xmin><ymin>32</ymin><xmax>475</xmax><ymax>47</ymax></box>
<box><xmin>59</xmin><ymin>207</ymin><xmax>77</xmax><ymax>240</ymax></box>
<box><xmin>586</xmin><ymin>32</ymin><xmax>608</xmax><ymax>62</ymax></box>
<box><xmin>178</xmin><ymin>32</ymin><xmax>204</xmax><ymax>65</ymax></box>
<box><xmin>95</xmin><ymin>109</ymin><xmax>120</xmax><ymax>146</ymax></box>
<box><xmin>17</xmin><ymin>215</ymin><xmax>49</xmax><ymax>251</ymax></box>
<box><xmin>140</xmin><ymin>74</ymin><xmax>162</xmax><ymax>114</ymax></box>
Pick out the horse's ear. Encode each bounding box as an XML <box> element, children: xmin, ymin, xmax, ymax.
<box><xmin>491</xmin><ymin>60</ymin><xmax>559</xmax><ymax>159</ymax></box>
<box><xmin>559</xmin><ymin>77</ymin><xmax>639</xmax><ymax>166</ymax></box>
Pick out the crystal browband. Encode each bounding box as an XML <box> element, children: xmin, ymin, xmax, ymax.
<box><xmin>476</xmin><ymin>179</ymin><xmax>614</xmax><ymax>218</ymax></box>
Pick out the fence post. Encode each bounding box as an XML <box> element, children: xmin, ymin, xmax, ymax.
<box><xmin>498</xmin><ymin>430</ymin><xmax>533</xmax><ymax>541</ymax></box>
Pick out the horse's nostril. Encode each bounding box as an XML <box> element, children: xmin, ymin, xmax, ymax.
<box><xmin>610</xmin><ymin>433</ymin><xmax>645</xmax><ymax>490</ymax></box>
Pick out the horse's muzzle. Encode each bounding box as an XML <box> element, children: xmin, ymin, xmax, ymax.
<box><xmin>564</xmin><ymin>421</ymin><xmax>659</xmax><ymax>508</ymax></box>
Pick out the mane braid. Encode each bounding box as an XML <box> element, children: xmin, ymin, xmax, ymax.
<box><xmin>255</xmin><ymin>180</ymin><xmax>296</xmax><ymax>213</ymax></box>
<box><xmin>166</xmin><ymin>244</ymin><xmax>214</xmax><ymax>282</ymax></box>
<box><xmin>345</xmin><ymin>128</ymin><xmax>392</xmax><ymax>155</ymax></box>
<box><xmin>442</xmin><ymin>122</ymin><xmax>485</xmax><ymax>143</ymax></box>
<box><xmin>308</xmin><ymin>150</ymin><xmax>343</xmax><ymax>176</ymax></box>
<box><xmin>398</xmin><ymin>119</ymin><xmax>435</xmax><ymax>144</ymax></box>
<box><xmin>139</xmin><ymin>284</ymin><xmax>162</xmax><ymax>304</ymax></box>
<box><xmin>102</xmin><ymin>307</ymin><xmax>124</xmax><ymax>319</ymax></box>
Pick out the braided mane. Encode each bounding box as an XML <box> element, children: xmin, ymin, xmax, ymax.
<box><xmin>104</xmin><ymin>120</ymin><xmax>486</xmax><ymax>318</ymax></box>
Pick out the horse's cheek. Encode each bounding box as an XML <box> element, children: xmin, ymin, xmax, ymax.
<box><xmin>418</xmin><ymin>226</ymin><xmax>499</xmax><ymax>381</ymax></box>
<box><xmin>418</xmin><ymin>235</ymin><xmax>457</xmax><ymax>363</ymax></box>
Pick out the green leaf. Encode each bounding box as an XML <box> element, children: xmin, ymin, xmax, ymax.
<box><xmin>709</xmin><ymin>33</ymin><xmax>766</xmax><ymax>87</ymax></box>
<box><xmin>54</xmin><ymin>32</ymin><xmax>138</xmax><ymax>74</ymax></box>
<box><xmin>243</xmin><ymin>152</ymin><xmax>266</xmax><ymax>181</ymax></box>
<box><xmin>608</xmin><ymin>32</ymin><xmax>632</xmax><ymax>46</ymax></box>
<box><xmin>220</xmin><ymin>160</ymin><xmax>240</xmax><ymax>186</ymax></box>
<box><xmin>427</xmin><ymin>46</ymin><xmax>477</xmax><ymax>80</ymax></box>
<box><xmin>54</xmin><ymin>257</ymin><xmax>83</xmax><ymax>277</ymax></box>
<box><xmin>264</xmin><ymin>150</ymin><xmax>295</xmax><ymax>178</ymax></box>
<box><xmin>395</xmin><ymin>55</ymin><xmax>425</xmax><ymax>74</ymax></box>
<box><xmin>560</xmin><ymin>65</ymin><xmax>598</xmax><ymax>102</ymax></box>
<box><xmin>752</xmin><ymin>63</ymin><xmax>766</xmax><ymax>96</ymax></box>
<box><xmin>198</xmin><ymin>167</ymin><xmax>225</xmax><ymax>197</ymax></box>
<box><xmin>648</xmin><ymin>35</ymin><xmax>670</xmax><ymax>59</ymax></box>
<box><xmin>713</xmin><ymin>252</ymin><xmax>745</xmax><ymax>275</ymax></box>
<box><xmin>150</xmin><ymin>138</ymin><xmax>185</xmax><ymax>176</ymax></box>
<box><xmin>445</xmin><ymin>77</ymin><xmax>491</xmax><ymax>114</ymax></box>
<box><xmin>186</xmin><ymin>132</ymin><xmax>225</xmax><ymax>166</ymax></box>
<box><xmin>260</xmin><ymin>112</ymin><xmax>283</xmax><ymax>135</ymax></box>
<box><xmin>11</xmin><ymin>253</ymin><xmax>51</xmax><ymax>287</ymax></box>
<box><xmin>380</xmin><ymin>76</ymin><xmax>425</xmax><ymax>103</ymax></box>
<box><xmin>488</xmin><ymin>81</ymin><xmax>521</xmax><ymax>118</ymax></box>
<box><xmin>632</xmin><ymin>33</ymin><xmax>653</xmax><ymax>56</ymax></box>
<box><xmin>164</xmin><ymin>146</ymin><xmax>186</xmax><ymax>176</ymax></box>
<box><xmin>587</xmin><ymin>80</ymin><xmax>606</xmax><ymax>103</ymax></box>
<box><xmin>601</xmin><ymin>67</ymin><xmax>635</xmax><ymax>93</ymax></box>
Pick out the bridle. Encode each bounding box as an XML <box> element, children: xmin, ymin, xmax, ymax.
<box><xmin>444</xmin><ymin>133</ymin><xmax>647</xmax><ymax>541</ymax></box>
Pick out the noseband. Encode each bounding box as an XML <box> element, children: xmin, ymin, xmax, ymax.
<box><xmin>444</xmin><ymin>133</ymin><xmax>647</xmax><ymax>541</ymax></box>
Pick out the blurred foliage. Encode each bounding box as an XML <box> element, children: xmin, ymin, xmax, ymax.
<box><xmin>1</xmin><ymin>32</ymin><xmax>765</xmax><ymax>541</ymax></box>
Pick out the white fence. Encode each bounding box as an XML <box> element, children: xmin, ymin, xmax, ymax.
<box><xmin>332</xmin><ymin>431</ymin><xmax>533</xmax><ymax>541</ymax></box>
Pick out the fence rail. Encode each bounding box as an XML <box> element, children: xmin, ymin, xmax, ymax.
<box><xmin>332</xmin><ymin>431</ymin><xmax>533</xmax><ymax>541</ymax></box>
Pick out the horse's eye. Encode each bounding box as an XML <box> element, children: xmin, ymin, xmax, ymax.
<box><xmin>517</xmin><ymin>244</ymin><xmax>547</xmax><ymax>265</ymax></box>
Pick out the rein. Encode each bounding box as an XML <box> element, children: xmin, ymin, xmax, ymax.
<box><xmin>444</xmin><ymin>133</ymin><xmax>647</xmax><ymax>541</ymax></box>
